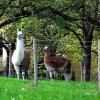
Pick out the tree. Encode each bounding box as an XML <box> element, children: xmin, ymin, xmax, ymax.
<box><xmin>0</xmin><ymin>0</ymin><xmax>99</xmax><ymax>28</ymax></box>
<box><xmin>0</xmin><ymin>0</ymin><xmax>100</xmax><ymax>81</ymax></box>
<box><xmin>47</xmin><ymin>0</ymin><xmax>99</xmax><ymax>81</ymax></box>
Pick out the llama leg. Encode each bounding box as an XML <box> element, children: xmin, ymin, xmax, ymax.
<box><xmin>19</xmin><ymin>65</ymin><xmax>22</xmax><ymax>78</ymax></box>
<box><xmin>54</xmin><ymin>71</ymin><xmax>58</xmax><ymax>79</ymax></box>
<box><xmin>46</xmin><ymin>66</ymin><xmax>53</xmax><ymax>80</ymax></box>
<box><xmin>67</xmin><ymin>74</ymin><xmax>71</xmax><ymax>81</ymax></box>
<box><xmin>22</xmin><ymin>66</ymin><xmax>25</xmax><ymax>81</ymax></box>
<box><xmin>63</xmin><ymin>73</ymin><xmax>68</xmax><ymax>81</ymax></box>
<box><xmin>14</xmin><ymin>65</ymin><xmax>19</xmax><ymax>79</ymax></box>
<box><xmin>24</xmin><ymin>66</ymin><xmax>29</xmax><ymax>78</ymax></box>
<box><xmin>54</xmin><ymin>71</ymin><xmax>56</xmax><ymax>79</ymax></box>
<box><xmin>22</xmin><ymin>71</ymin><xmax>25</xmax><ymax>81</ymax></box>
<box><xmin>49</xmin><ymin>71</ymin><xmax>53</xmax><ymax>80</ymax></box>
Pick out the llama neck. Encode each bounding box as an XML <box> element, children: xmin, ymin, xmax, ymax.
<box><xmin>16</xmin><ymin>38</ymin><xmax>24</xmax><ymax>51</ymax></box>
<box><xmin>44</xmin><ymin>52</ymin><xmax>54</xmax><ymax>57</ymax></box>
<box><xmin>44</xmin><ymin>53</ymin><xmax>52</xmax><ymax>59</ymax></box>
<box><xmin>44</xmin><ymin>53</ymin><xmax>49</xmax><ymax>57</ymax></box>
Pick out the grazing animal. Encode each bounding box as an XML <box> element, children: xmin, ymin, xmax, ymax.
<box><xmin>44</xmin><ymin>45</ymin><xmax>71</xmax><ymax>81</ymax></box>
<box><xmin>12</xmin><ymin>29</ymin><xmax>25</xmax><ymax>79</ymax></box>
<box><xmin>21</xmin><ymin>48</ymin><xmax>30</xmax><ymax>79</ymax></box>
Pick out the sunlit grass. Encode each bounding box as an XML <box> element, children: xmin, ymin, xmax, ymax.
<box><xmin>0</xmin><ymin>77</ymin><xmax>100</xmax><ymax>100</ymax></box>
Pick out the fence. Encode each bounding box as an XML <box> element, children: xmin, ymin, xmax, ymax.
<box><xmin>0</xmin><ymin>39</ymin><xmax>100</xmax><ymax>93</ymax></box>
<box><xmin>98</xmin><ymin>40</ymin><xmax>100</xmax><ymax>93</ymax></box>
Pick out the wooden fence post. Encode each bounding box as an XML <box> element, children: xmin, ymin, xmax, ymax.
<box><xmin>33</xmin><ymin>39</ymin><xmax>38</xmax><ymax>87</ymax></box>
<box><xmin>81</xmin><ymin>55</ymin><xmax>86</xmax><ymax>82</ymax></box>
<box><xmin>98</xmin><ymin>40</ymin><xmax>100</xmax><ymax>93</ymax></box>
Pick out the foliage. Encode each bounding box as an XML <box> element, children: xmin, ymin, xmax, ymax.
<box><xmin>0</xmin><ymin>0</ymin><xmax>100</xmax><ymax>81</ymax></box>
<box><xmin>0</xmin><ymin>0</ymin><xmax>99</xmax><ymax>43</ymax></box>
<box><xmin>57</xmin><ymin>35</ymin><xmax>83</xmax><ymax>62</ymax></box>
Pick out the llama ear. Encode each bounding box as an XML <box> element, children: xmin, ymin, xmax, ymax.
<box><xmin>17</xmin><ymin>29</ymin><xmax>19</xmax><ymax>32</ymax></box>
<box><xmin>44</xmin><ymin>45</ymin><xmax>48</xmax><ymax>50</ymax></box>
<box><xmin>21</xmin><ymin>28</ymin><xmax>23</xmax><ymax>31</ymax></box>
<box><xmin>21</xmin><ymin>28</ymin><xmax>24</xmax><ymax>33</ymax></box>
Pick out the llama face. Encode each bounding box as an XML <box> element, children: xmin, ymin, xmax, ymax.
<box><xmin>44</xmin><ymin>46</ymin><xmax>52</xmax><ymax>53</ymax></box>
<box><xmin>17</xmin><ymin>29</ymin><xmax>24</xmax><ymax>39</ymax></box>
<box><xmin>44</xmin><ymin>46</ymin><xmax>55</xmax><ymax>56</ymax></box>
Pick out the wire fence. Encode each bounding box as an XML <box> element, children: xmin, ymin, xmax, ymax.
<box><xmin>0</xmin><ymin>39</ymin><xmax>99</xmax><ymax>93</ymax></box>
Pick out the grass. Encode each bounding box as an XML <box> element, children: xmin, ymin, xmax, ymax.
<box><xmin>0</xmin><ymin>77</ymin><xmax>100</xmax><ymax>100</ymax></box>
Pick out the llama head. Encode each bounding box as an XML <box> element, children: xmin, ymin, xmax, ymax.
<box><xmin>44</xmin><ymin>45</ymin><xmax>56</xmax><ymax>56</ymax></box>
<box><xmin>17</xmin><ymin>29</ymin><xmax>24</xmax><ymax>39</ymax></box>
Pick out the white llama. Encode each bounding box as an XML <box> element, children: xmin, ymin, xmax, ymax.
<box><xmin>12</xmin><ymin>29</ymin><xmax>25</xmax><ymax>79</ymax></box>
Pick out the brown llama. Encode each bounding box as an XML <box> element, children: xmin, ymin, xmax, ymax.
<box><xmin>20</xmin><ymin>48</ymin><xmax>30</xmax><ymax>79</ymax></box>
<box><xmin>44</xmin><ymin>45</ymin><xmax>71</xmax><ymax>81</ymax></box>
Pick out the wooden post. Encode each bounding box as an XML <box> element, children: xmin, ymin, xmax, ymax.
<box><xmin>98</xmin><ymin>40</ymin><xmax>100</xmax><ymax>93</ymax></box>
<box><xmin>81</xmin><ymin>54</ymin><xmax>86</xmax><ymax>82</ymax></box>
<box><xmin>9</xmin><ymin>43</ymin><xmax>12</xmax><ymax>77</ymax></box>
<box><xmin>33</xmin><ymin>39</ymin><xmax>38</xmax><ymax>87</ymax></box>
<box><xmin>81</xmin><ymin>60</ymin><xmax>85</xmax><ymax>82</ymax></box>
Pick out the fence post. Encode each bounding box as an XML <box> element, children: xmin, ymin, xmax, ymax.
<box><xmin>81</xmin><ymin>56</ymin><xmax>86</xmax><ymax>82</ymax></box>
<box><xmin>98</xmin><ymin>40</ymin><xmax>100</xmax><ymax>93</ymax></box>
<box><xmin>9</xmin><ymin>43</ymin><xmax>12</xmax><ymax>77</ymax></box>
<box><xmin>81</xmin><ymin>61</ymin><xmax>84</xmax><ymax>81</ymax></box>
<box><xmin>33</xmin><ymin>39</ymin><xmax>38</xmax><ymax>87</ymax></box>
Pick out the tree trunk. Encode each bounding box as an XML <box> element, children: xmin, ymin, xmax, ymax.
<box><xmin>84</xmin><ymin>42</ymin><xmax>92</xmax><ymax>81</ymax></box>
<box><xmin>83</xmin><ymin>34</ymin><xmax>92</xmax><ymax>81</ymax></box>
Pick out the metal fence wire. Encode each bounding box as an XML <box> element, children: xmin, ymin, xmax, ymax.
<box><xmin>0</xmin><ymin>39</ymin><xmax>99</xmax><ymax>92</ymax></box>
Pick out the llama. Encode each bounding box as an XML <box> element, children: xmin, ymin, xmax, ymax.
<box><xmin>12</xmin><ymin>29</ymin><xmax>24</xmax><ymax>79</ymax></box>
<box><xmin>44</xmin><ymin>45</ymin><xmax>71</xmax><ymax>81</ymax></box>
<box><xmin>21</xmin><ymin>48</ymin><xmax>30</xmax><ymax>79</ymax></box>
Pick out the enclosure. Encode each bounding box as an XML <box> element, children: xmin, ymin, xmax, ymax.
<box><xmin>0</xmin><ymin>38</ymin><xmax>100</xmax><ymax>94</ymax></box>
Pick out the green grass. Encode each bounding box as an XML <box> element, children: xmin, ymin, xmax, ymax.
<box><xmin>0</xmin><ymin>77</ymin><xmax>100</xmax><ymax>100</ymax></box>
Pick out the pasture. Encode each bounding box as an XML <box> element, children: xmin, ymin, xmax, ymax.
<box><xmin>0</xmin><ymin>77</ymin><xmax>99</xmax><ymax>100</ymax></box>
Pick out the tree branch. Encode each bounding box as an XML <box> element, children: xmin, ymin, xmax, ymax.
<box><xmin>64</xmin><ymin>25</ymin><xmax>85</xmax><ymax>50</ymax></box>
<box><xmin>0</xmin><ymin>0</ymin><xmax>12</xmax><ymax>18</ymax></box>
<box><xmin>0</xmin><ymin>5</ymin><xmax>100</xmax><ymax>28</ymax></box>
<box><xmin>87</xmin><ymin>16</ymin><xmax>100</xmax><ymax>27</ymax></box>
<box><xmin>48</xmin><ymin>6</ymin><xmax>78</xmax><ymax>21</ymax></box>
<box><xmin>0</xmin><ymin>7</ymin><xmax>48</xmax><ymax>28</ymax></box>
<box><xmin>49</xmin><ymin>6</ymin><xmax>100</xmax><ymax>27</ymax></box>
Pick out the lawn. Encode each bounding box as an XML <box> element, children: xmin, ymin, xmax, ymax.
<box><xmin>0</xmin><ymin>77</ymin><xmax>99</xmax><ymax>100</ymax></box>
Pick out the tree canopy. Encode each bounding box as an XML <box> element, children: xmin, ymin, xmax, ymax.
<box><xmin>0</xmin><ymin>0</ymin><xmax>100</xmax><ymax>81</ymax></box>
